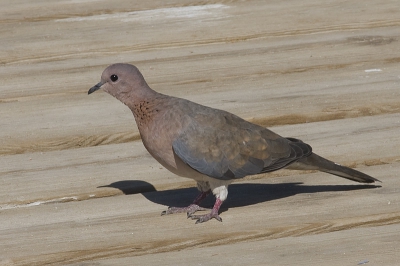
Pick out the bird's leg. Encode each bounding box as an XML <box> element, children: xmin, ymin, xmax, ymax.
<box><xmin>192</xmin><ymin>190</ymin><xmax>210</xmax><ymax>205</ymax></box>
<box><xmin>188</xmin><ymin>197</ymin><xmax>223</xmax><ymax>224</ymax></box>
<box><xmin>161</xmin><ymin>190</ymin><xmax>211</xmax><ymax>216</ymax></box>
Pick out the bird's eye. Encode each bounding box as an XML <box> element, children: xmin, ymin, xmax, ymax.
<box><xmin>110</xmin><ymin>74</ymin><xmax>118</xmax><ymax>82</ymax></box>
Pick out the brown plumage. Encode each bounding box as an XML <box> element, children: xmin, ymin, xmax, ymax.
<box><xmin>89</xmin><ymin>63</ymin><xmax>380</xmax><ymax>223</ymax></box>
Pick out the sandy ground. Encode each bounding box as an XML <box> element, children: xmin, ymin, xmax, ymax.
<box><xmin>1</xmin><ymin>0</ymin><xmax>400</xmax><ymax>265</ymax></box>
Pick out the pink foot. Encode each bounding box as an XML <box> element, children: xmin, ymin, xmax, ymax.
<box><xmin>188</xmin><ymin>198</ymin><xmax>223</xmax><ymax>224</ymax></box>
<box><xmin>161</xmin><ymin>204</ymin><xmax>209</xmax><ymax>216</ymax></box>
<box><xmin>188</xmin><ymin>209</ymin><xmax>222</xmax><ymax>224</ymax></box>
<box><xmin>161</xmin><ymin>190</ymin><xmax>211</xmax><ymax>216</ymax></box>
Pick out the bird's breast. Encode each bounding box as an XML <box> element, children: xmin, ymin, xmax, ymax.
<box><xmin>131</xmin><ymin>100</ymin><xmax>161</xmax><ymax>127</ymax></box>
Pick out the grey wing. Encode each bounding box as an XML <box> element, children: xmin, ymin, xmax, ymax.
<box><xmin>259</xmin><ymin>138</ymin><xmax>312</xmax><ymax>173</ymax></box>
<box><xmin>172</xmin><ymin>112</ymin><xmax>312</xmax><ymax>180</ymax></box>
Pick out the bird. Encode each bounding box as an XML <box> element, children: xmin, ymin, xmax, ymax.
<box><xmin>88</xmin><ymin>63</ymin><xmax>380</xmax><ymax>224</ymax></box>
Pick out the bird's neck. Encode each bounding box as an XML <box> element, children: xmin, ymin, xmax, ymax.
<box><xmin>123</xmin><ymin>87</ymin><xmax>165</xmax><ymax>128</ymax></box>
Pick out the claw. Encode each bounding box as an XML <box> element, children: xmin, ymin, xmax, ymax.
<box><xmin>161</xmin><ymin>195</ymin><xmax>224</xmax><ymax>224</ymax></box>
<box><xmin>191</xmin><ymin>211</ymin><xmax>222</xmax><ymax>224</ymax></box>
<box><xmin>161</xmin><ymin>204</ymin><xmax>209</xmax><ymax>216</ymax></box>
<box><xmin>187</xmin><ymin>206</ymin><xmax>209</xmax><ymax>217</ymax></box>
<box><xmin>190</xmin><ymin>198</ymin><xmax>224</xmax><ymax>224</ymax></box>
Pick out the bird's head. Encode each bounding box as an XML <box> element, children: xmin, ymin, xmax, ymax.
<box><xmin>88</xmin><ymin>63</ymin><xmax>150</xmax><ymax>102</ymax></box>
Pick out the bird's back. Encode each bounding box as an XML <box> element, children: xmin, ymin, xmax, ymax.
<box><xmin>135</xmin><ymin>94</ymin><xmax>311</xmax><ymax>180</ymax></box>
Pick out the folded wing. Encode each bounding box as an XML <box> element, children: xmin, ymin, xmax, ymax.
<box><xmin>172</xmin><ymin>111</ymin><xmax>312</xmax><ymax>180</ymax></box>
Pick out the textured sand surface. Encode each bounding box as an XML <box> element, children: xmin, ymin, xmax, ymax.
<box><xmin>1</xmin><ymin>1</ymin><xmax>399</xmax><ymax>265</ymax></box>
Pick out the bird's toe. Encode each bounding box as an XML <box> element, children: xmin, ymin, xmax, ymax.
<box><xmin>190</xmin><ymin>211</ymin><xmax>222</xmax><ymax>224</ymax></box>
<box><xmin>161</xmin><ymin>204</ymin><xmax>209</xmax><ymax>216</ymax></box>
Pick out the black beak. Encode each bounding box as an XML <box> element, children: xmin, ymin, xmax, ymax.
<box><xmin>88</xmin><ymin>81</ymin><xmax>105</xmax><ymax>95</ymax></box>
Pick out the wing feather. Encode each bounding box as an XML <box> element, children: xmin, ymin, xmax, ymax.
<box><xmin>172</xmin><ymin>108</ymin><xmax>312</xmax><ymax>180</ymax></box>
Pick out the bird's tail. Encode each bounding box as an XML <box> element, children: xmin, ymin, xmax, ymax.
<box><xmin>287</xmin><ymin>153</ymin><xmax>380</xmax><ymax>183</ymax></box>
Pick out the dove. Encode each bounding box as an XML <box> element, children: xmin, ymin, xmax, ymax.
<box><xmin>89</xmin><ymin>63</ymin><xmax>379</xmax><ymax>223</ymax></box>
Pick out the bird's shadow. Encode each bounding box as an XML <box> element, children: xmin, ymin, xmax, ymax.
<box><xmin>98</xmin><ymin>180</ymin><xmax>380</xmax><ymax>212</ymax></box>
